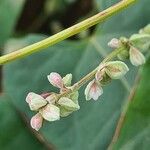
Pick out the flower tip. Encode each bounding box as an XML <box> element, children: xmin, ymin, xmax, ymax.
<box><xmin>129</xmin><ymin>47</ymin><xmax>146</xmax><ymax>66</ymax></box>
<box><xmin>108</xmin><ymin>38</ymin><xmax>120</xmax><ymax>49</ymax></box>
<box><xmin>47</xmin><ymin>72</ymin><xmax>63</xmax><ymax>89</ymax></box>
<box><xmin>30</xmin><ymin>113</ymin><xmax>43</xmax><ymax>131</ymax></box>
<box><xmin>26</xmin><ymin>92</ymin><xmax>34</xmax><ymax>103</ymax></box>
<box><xmin>85</xmin><ymin>80</ymin><xmax>103</xmax><ymax>101</ymax></box>
<box><xmin>40</xmin><ymin>104</ymin><xmax>60</xmax><ymax>122</ymax></box>
<box><xmin>26</xmin><ymin>92</ymin><xmax>47</xmax><ymax>111</ymax></box>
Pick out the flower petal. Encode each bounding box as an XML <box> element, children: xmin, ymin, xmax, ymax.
<box><xmin>62</xmin><ymin>74</ymin><xmax>72</xmax><ymax>87</ymax></box>
<box><xmin>45</xmin><ymin>93</ymin><xmax>57</xmax><ymax>104</ymax></box>
<box><xmin>129</xmin><ymin>47</ymin><xmax>146</xmax><ymax>66</ymax></box>
<box><xmin>105</xmin><ymin>61</ymin><xmax>129</xmax><ymax>79</ymax></box>
<box><xmin>108</xmin><ymin>38</ymin><xmax>120</xmax><ymax>49</ymax></box>
<box><xmin>85</xmin><ymin>80</ymin><xmax>103</xmax><ymax>101</ymax></box>
<box><xmin>26</xmin><ymin>92</ymin><xmax>47</xmax><ymax>111</ymax></box>
<box><xmin>30</xmin><ymin>113</ymin><xmax>43</xmax><ymax>131</ymax></box>
<box><xmin>47</xmin><ymin>72</ymin><xmax>63</xmax><ymax>88</ymax></box>
<box><xmin>40</xmin><ymin>104</ymin><xmax>60</xmax><ymax>122</ymax></box>
<box><xmin>58</xmin><ymin>97</ymin><xmax>80</xmax><ymax>111</ymax></box>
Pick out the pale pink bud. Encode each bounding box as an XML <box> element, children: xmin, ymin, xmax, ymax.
<box><xmin>40</xmin><ymin>104</ymin><xmax>60</xmax><ymax>122</ymax></box>
<box><xmin>47</xmin><ymin>72</ymin><xmax>63</xmax><ymax>88</ymax></box>
<box><xmin>26</xmin><ymin>92</ymin><xmax>47</xmax><ymax>111</ymax></box>
<box><xmin>95</xmin><ymin>67</ymin><xmax>106</xmax><ymax>81</ymax></box>
<box><xmin>84</xmin><ymin>80</ymin><xmax>103</xmax><ymax>101</ymax></box>
<box><xmin>108</xmin><ymin>38</ymin><xmax>120</xmax><ymax>49</ymax></box>
<box><xmin>45</xmin><ymin>94</ymin><xmax>57</xmax><ymax>104</ymax></box>
<box><xmin>129</xmin><ymin>47</ymin><xmax>146</xmax><ymax>66</ymax></box>
<box><xmin>30</xmin><ymin>113</ymin><xmax>43</xmax><ymax>131</ymax></box>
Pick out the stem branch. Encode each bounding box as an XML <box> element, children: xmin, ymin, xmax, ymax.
<box><xmin>58</xmin><ymin>48</ymin><xmax>123</xmax><ymax>99</ymax></box>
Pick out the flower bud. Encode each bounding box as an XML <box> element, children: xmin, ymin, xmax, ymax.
<box><xmin>139</xmin><ymin>24</ymin><xmax>150</xmax><ymax>34</ymax></box>
<box><xmin>26</xmin><ymin>92</ymin><xmax>47</xmax><ymax>111</ymax></box>
<box><xmin>30</xmin><ymin>113</ymin><xmax>43</xmax><ymax>131</ymax></box>
<box><xmin>59</xmin><ymin>107</ymin><xmax>73</xmax><ymax>117</ymax></box>
<box><xmin>45</xmin><ymin>93</ymin><xmax>57</xmax><ymax>104</ymax></box>
<box><xmin>130</xmin><ymin>34</ymin><xmax>150</xmax><ymax>52</ymax></box>
<box><xmin>105</xmin><ymin>61</ymin><xmax>129</xmax><ymax>79</ymax></box>
<box><xmin>58</xmin><ymin>97</ymin><xmax>80</xmax><ymax>111</ymax></box>
<box><xmin>40</xmin><ymin>104</ymin><xmax>60</xmax><ymax>122</ymax></box>
<box><xmin>108</xmin><ymin>38</ymin><xmax>120</xmax><ymax>49</ymax></box>
<box><xmin>129</xmin><ymin>46</ymin><xmax>146</xmax><ymax>66</ymax></box>
<box><xmin>117</xmin><ymin>49</ymin><xmax>129</xmax><ymax>60</ymax></box>
<box><xmin>95</xmin><ymin>67</ymin><xmax>106</xmax><ymax>81</ymax></box>
<box><xmin>85</xmin><ymin>80</ymin><xmax>103</xmax><ymax>101</ymax></box>
<box><xmin>47</xmin><ymin>72</ymin><xmax>63</xmax><ymax>89</ymax></box>
<box><xmin>62</xmin><ymin>73</ymin><xmax>72</xmax><ymax>87</ymax></box>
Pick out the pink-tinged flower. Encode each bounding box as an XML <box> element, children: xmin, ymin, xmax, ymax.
<box><xmin>47</xmin><ymin>72</ymin><xmax>64</xmax><ymax>89</ymax></box>
<box><xmin>108</xmin><ymin>38</ymin><xmax>120</xmax><ymax>49</ymax></box>
<box><xmin>84</xmin><ymin>80</ymin><xmax>103</xmax><ymax>101</ymax></box>
<box><xmin>95</xmin><ymin>67</ymin><xmax>106</xmax><ymax>81</ymax></box>
<box><xmin>30</xmin><ymin>113</ymin><xmax>43</xmax><ymax>131</ymax></box>
<box><xmin>129</xmin><ymin>47</ymin><xmax>146</xmax><ymax>66</ymax></box>
<box><xmin>40</xmin><ymin>104</ymin><xmax>60</xmax><ymax>122</ymax></box>
<box><xmin>26</xmin><ymin>92</ymin><xmax>47</xmax><ymax>111</ymax></box>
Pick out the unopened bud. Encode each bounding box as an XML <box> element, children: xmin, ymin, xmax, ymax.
<box><xmin>105</xmin><ymin>61</ymin><xmax>129</xmax><ymax>79</ymax></box>
<box><xmin>30</xmin><ymin>113</ymin><xmax>43</xmax><ymax>131</ymax></box>
<box><xmin>40</xmin><ymin>104</ymin><xmax>60</xmax><ymax>122</ymax></box>
<box><xmin>108</xmin><ymin>38</ymin><xmax>120</xmax><ymax>49</ymax></box>
<box><xmin>58</xmin><ymin>97</ymin><xmax>80</xmax><ymax>111</ymax></box>
<box><xmin>62</xmin><ymin>73</ymin><xmax>72</xmax><ymax>87</ymax></box>
<box><xmin>45</xmin><ymin>93</ymin><xmax>57</xmax><ymax>104</ymax></box>
<box><xmin>26</xmin><ymin>92</ymin><xmax>47</xmax><ymax>111</ymax></box>
<box><xmin>47</xmin><ymin>72</ymin><xmax>63</xmax><ymax>89</ymax></box>
<box><xmin>129</xmin><ymin>46</ymin><xmax>146</xmax><ymax>66</ymax></box>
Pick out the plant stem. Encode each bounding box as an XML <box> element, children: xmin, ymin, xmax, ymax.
<box><xmin>58</xmin><ymin>48</ymin><xmax>123</xmax><ymax>99</ymax></box>
<box><xmin>0</xmin><ymin>0</ymin><xmax>136</xmax><ymax>65</ymax></box>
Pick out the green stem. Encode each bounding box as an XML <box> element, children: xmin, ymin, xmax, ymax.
<box><xmin>58</xmin><ymin>48</ymin><xmax>123</xmax><ymax>99</ymax></box>
<box><xmin>0</xmin><ymin>0</ymin><xmax>136</xmax><ymax>65</ymax></box>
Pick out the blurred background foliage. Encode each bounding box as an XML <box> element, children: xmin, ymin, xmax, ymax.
<box><xmin>0</xmin><ymin>0</ymin><xmax>150</xmax><ymax>150</ymax></box>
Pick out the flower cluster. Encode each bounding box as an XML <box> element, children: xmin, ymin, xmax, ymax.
<box><xmin>26</xmin><ymin>25</ymin><xmax>149</xmax><ymax>131</ymax></box>
<box><xmin>26</xmin><ymin>73</ymin><xmax>80</xmax><ymax>131</ymax></box>
<box><xmin>84</xmin><ymin>61</ymin><xmax>129</xmax><ymax>101</ymax></box>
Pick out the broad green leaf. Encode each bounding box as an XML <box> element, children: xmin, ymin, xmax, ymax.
<box><xmin>0</xmin><ymin>96</ymin><xmax>47</xmax><ymax>150</ymax></box>
<box><xmin>0</xmin><ymin>0</ymin><xmax>25</xmax><ymax>46</ymax></box>
<box><xmin>113</xmin><ymin>57</ymin><xmax>150</xmax><ymax>150</ymax></box>
<box><xmin>95</xmin><ymin>0</ymin><xmax>150</xmax><ymax>33</ymax></box>
<box><xmin>3</xmin><ymin>34</ymin><xmax>136</xmax><ymax>150</ymax></box>
<box><xmin>2</xmin><ymin>0</ymin><xmax>150</xmax><ymax>150</ymax></box>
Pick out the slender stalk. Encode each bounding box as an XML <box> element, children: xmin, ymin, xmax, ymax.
<box><xmin>0</xmin><ymin>0</ymin><xmax>136</xmax><ymax>65</ymax></box>
<box><xmin>57</xmin><ymin>48</ymin><xmax>123</xmax><ymax>99</ymax></box>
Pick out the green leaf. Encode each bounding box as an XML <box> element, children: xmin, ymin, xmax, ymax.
<box><xmin>0</xmin><ymin>96</ymin><xmax>47</xmax><ymax>150</ymax></box>
<box><xmin>2</xmin><ymin>0</ymin><xmax>150</xmax><ymax>149</ymax></box>
<box><xmin>3</xmin><ymin>34</ymin><xmax>136</xmax><ymax>150</ymax></box>
<box><xmin>113</xmin><ymin>57</ymin><xmax>150</xmax><ymax>150</ymax></box>
<box><xmin>0</xmin><ymin>0</ymin><xmax>25</xmax><ymax>46</ymax></box>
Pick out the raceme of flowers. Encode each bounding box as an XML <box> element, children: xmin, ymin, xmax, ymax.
<box><xmin>26</xmin><ymin>73</ymin><xmax>80</xmax><ymax>131</ymax></box>
<box><xmin>26</xmin><ymin>24</ymin><xmax>150</xmax><ymax>131</ymax></box>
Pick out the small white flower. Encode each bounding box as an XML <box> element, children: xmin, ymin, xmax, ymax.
<box><xmin>26</xmin><ymin>92</ymin><xmax>47</xmax><ymax>111</ymax></box>
<box><xmin>108</xmin><ymin>38</ymin><xmax>120</xmax><ymax>49</ymax></box>
<box><xmin>129</xmin><ymin>46</ymin><xmax>146</xmax><ymax>66</ymax></box>
<box><xmin>40</xmin><ymin>104</ymin><xmax>60</xmax><ymax>122</ymax></box>
<box><xmin>47</xmin><ymin>72</ymin><xmax>64</xmax><ymax>89</ymax></box>
<box><xmin>30</xmin><ymin>113</ymin><xmax>43</xmax><ymax>131</ymax></box>
<box><xmin>85</xmin><ymin>80</ymin><xmax>103</xmax><ymax>101</ymax></box>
